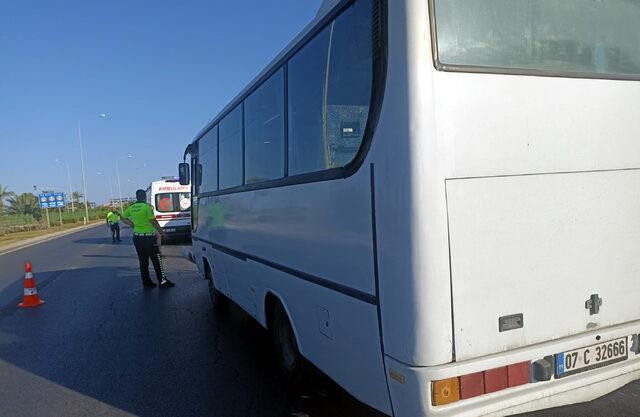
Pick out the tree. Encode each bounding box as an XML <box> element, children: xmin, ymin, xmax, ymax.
<box><xmin>0</xmin><ymin>184</ymin><xmax>16</xmax><ymax>211</ymax></box>
<box><xmin>72</xmin><ymin>191</ymin><xmax>83</xmax><ymax>204</ymax></box>
<box><xmin>6</xmin><ymin>193</ymin><xmax>41</xmax><ymax>219</ymax></box>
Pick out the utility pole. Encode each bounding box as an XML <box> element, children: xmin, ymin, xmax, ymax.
<box><xmin>56</xmin><ymin>159</ymin><xmax>76</xmax><ymax>213</ymax></box>
<box><xmin>66</xmin><ymin>162</ymin><xmax>75</xmax><ymax>212</ymax></box>
<box><xmin>78</xmin><ymin>122</ymin><xmax>90</xmax><ymax>225</ymax></box>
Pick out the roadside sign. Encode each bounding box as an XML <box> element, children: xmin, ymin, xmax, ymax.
<box><xmin>38</xmin><ymin>193</ymin><xmax>66</xmax><ymax>209</ymax></box>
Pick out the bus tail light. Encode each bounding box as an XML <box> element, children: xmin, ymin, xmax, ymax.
<box><xmin>460</xmin><ymin>372</ymin><xmax>484</xmax><ymax>399</ymax></box>
<box><xmin>484</xmin><ymin>367</ymin><xmax>508</xmax><ymax>393</ymax></box>
<box><xmin>432</xmin><ymin>377</ymin><xmax>460</xmax><ymax>406</ymax></box>
<box><xmin>507</xmin><ymin>362</ymin><xmax>530</xmax><ymax>387</ymax></box>
<box><xmin>432</xmin><ymin>362</ymin><xmax>531</xmax><ymax>406</ymax></box>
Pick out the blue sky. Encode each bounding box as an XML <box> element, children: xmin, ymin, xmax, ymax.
<box><xmin>0</xmin><ymin>0</ymin><xmax>322</xmax><ymax>203</ymax></box>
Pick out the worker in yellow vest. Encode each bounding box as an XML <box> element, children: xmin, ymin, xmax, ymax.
<box><xmin>106</xmin><ymin>207</ymin><xmax>121</xmax><ymax>243</ymax></box>
<box><xmin>120</xmin><ymin>190</ymin><xmax>175</xmax><ymax>288</ymax></box>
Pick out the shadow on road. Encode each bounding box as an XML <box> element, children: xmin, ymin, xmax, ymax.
<box><xmin>83</xmin><ymin>254</ymin><xmax>137</xmax><ymax>259</ymax></box>
<box><xmin>0</xmin><ymin>260</ymin><xmax>385</xmax><ymax>417</ymax></box>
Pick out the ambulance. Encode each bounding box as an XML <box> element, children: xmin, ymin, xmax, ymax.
<box><xmin>148</xmin><ymin>177</ymin><xmax>191</xmax><ymax>242</ymax></box>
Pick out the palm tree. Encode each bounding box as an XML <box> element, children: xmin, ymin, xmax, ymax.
<box><xmin>72</xmin><ymin>191</ymin><xmax>83</xmax><ymax>204</ymax></box>
<box><xmin>71</xmin><ymin>191</ymin><xmax>85</xmax><ymax>211</ymax></box>
<box><xmin>6</xmin><ymin>193</ymin><xmax>41</xmax><ymax>219</ymax></box>
<box><xmin>0</xmin><ymin>184</ymin><xmax>16</xmax><ymax>211</ymax></box>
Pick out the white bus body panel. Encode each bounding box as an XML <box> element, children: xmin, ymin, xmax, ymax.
<box><xmin>194</xmin><ymin>169</ymin><xmax>392</xmax><ymax>414</ymax></box>
<box><xmin>447</xmin><ymin>170</ymin><xmax>640</xmax><ymax>360</ymax></box>
<box><xmin>373</xmin><ymin>0</ymin><xmax>455</xmax><ymax>368</ymax></box>
<box><xmin>376</xmin><ymin>0</ymin><xmax>640</xmax><ymax>364</ymax></box>
<box><xmin>378</xmin><ymin>0</ymin><xmax>640</xmax><ymax>414</ymax></box>
<box><xmin>431</xmin><ymin>62</ymin><xmax>640</xmax><ymax>361</ymax></box>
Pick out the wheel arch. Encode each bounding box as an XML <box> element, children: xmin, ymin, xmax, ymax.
<box><xmin>202</xmin><ymin>257</ymin><xmax>212</xmax><ymax>279</ymax></box>
<box><xmin>262</xmin><ymin>290</ymin><xmax>303</xmax><ymax>356</ymax></box>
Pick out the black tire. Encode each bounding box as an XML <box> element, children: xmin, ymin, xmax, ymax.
<box><xmin>272</xmin><ymin>302</ymin><xmax>309</xmax><ymax>384</ymax></box>
<box><xmin>206</xmin><ymin>268</ymin><xmax>228</xmax><ymax>311</ymax></box>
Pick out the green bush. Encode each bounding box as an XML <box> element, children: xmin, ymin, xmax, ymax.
<box><xmin>0</xmin><ymin>207</ymin><xmax>110</xmax><ymax>236</ymax></box>
<box><xmin>0</xmin><ymin>213</ymin><xmax>36</xmax><ymax>227</ymax></box>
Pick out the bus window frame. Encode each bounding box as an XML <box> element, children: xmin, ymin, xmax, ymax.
<box><xmin>427</xmin><ymin>0</ymin><xmax>640</xmax><ymax>82</ymax></box>
<box><xmin>186</xmin><ymin>0</ymin><xmax>388</xmax><ymax>198</ymax></box>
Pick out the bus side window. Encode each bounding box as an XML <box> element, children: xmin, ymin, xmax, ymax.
<box><xmin>288</xmin><ymin>0</ymin><xmax>373</xmax><ymax>175</ymax></box>
<box><xmin>198</xmin><ymin>126</ymin><xmax>218</xmax><ymax>193</ymax></box>
<box><xmin>219</xmin><ymin>106</ymin><xmax>243</xmax><ymax>189</ymax></box>
<box><xmin>325</xmin><ymin>0</ymin><xmax>373</xmax><ymax>168</ymax></box>
<box><xmin>244</xmin><ymin>69</ymin><xmax>285</xmax><ymax>184</ymax></box>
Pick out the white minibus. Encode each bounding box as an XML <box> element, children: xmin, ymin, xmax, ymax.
<box><xmin>178</xmin><ymin>0</ymin><xmax>640</xmax><ymax>415</ymax></box>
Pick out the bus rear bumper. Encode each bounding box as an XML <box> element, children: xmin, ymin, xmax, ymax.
<box><xmin>385</xmin><ymin>321</ymin><xmax>640</xmax><ymax>417</ymax></box>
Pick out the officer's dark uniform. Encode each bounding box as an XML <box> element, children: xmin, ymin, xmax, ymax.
<box><xmin>122</xmin><ymin>200</ymin><xmax>174</xmax><ymax>288</ymax></box>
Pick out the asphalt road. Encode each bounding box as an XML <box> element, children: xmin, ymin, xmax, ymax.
<box><xmin>0</xmin><ymin>225</ymin><xmax>637</xmax><ymax>417</ymax></box>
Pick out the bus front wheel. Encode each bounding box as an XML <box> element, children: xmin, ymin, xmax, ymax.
<box><xmin>272</xmin><ymin>302</ymin><xmax>309</xmax><ymax>384</ymax></box>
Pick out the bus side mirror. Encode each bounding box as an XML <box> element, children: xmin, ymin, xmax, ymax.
<box><xmin>178</xmin><ymin>163</ymin><xmax>190</xmax><ymax>185</ymax></box>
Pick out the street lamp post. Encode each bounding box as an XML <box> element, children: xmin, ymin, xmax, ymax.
<box><xmin>75</xmin><ymin>113</ymin><xmax>109</xmax><ymax>224</ymax></box>
<box><xmin>116</xmin><ymin>155</ymin><xmax>133</xmax><ymax>211</ymax></box>
<box><xmin>78</xmin><ymin>122</ymin><xmax>90</xmax><ymax>225</ymax></box>
<box><xmin>55</xmin><ymin>159</ymin><xmax>75</xmax><ymax>212</ymax></box>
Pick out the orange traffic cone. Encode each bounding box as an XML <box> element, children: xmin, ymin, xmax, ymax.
<box><xmin>18</xmin><ymin>262</ymin><xmax>45</xmax><ymax>308</ymax></box>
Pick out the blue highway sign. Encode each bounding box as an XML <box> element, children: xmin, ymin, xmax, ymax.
<box><xmin>38</xmin><ymin>193</ymin><xmax>66</xmax><ymax>209</ymax></box>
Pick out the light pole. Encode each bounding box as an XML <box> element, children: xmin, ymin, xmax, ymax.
<box><xmin>76</xmin><ymin>113</ymin><xmax>109</xmax><ymax>223</ymax></box>
<box><xmin>116</xmin><ymin>155</ymin><xmax>133</xmax><ymax>211</ymax></box>
<box><xmin>55</xmin><ymin>159</ymin><xmax>75</xmax><ymax>212</ymax></box>
<box><xmin>78</xmin><ymin>122</ymin><xmax>90</xmax><ymax>224</ymax></box>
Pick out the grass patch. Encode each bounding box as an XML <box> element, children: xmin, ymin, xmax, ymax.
<box><xmin>0</xmin><ymin>221</ymin><xmax>101</xmax><ymax>249</ymax></box>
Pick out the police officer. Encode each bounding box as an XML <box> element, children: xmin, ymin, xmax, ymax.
<box><xmin>120</xmin><ymin>189</ymin><xmax>175</xmax><ymax>288</ymax></box>
<box><xmin>106</xmin><ymin>207</ymin><xmax>122</xmax><ymax>243</ymax></box>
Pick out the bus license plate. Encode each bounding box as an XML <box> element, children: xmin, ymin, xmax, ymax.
<box><xmin>556</xmin><ymin>337</ymin><xmax>628</xmax><ymax>378</ymax></box>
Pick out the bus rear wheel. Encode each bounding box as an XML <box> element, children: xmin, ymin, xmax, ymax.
<box><xmin>205</xmin><ymin>267</ymin><xmax>227</xmax><ymax>311</ymax></box>
<box><xmin>272</xmin><ymin>302</ymin><xmax>309</xmax><ymax>384</ymax></box>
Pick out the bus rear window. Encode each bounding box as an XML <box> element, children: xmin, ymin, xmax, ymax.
<box><xmin>433</xmin><ymin>0</ymin><xmax>640</xmax><ymax>79</ymax></box>
<box><xmin>155</xmin><ymin>193</ymin><xmax>191</xmax><ymax>213</ymax></box>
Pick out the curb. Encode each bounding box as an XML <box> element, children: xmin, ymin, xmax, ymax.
<box><xmin>0</xmin><ymin>222</ymin><xmax>102</xmax><ymax>256</ymax></box>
